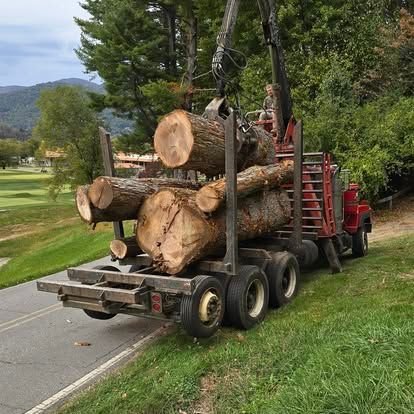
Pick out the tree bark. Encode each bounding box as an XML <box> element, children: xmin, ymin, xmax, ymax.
<box><xmin>196</xmin><ymin>160</ymin><xmax>294</xmax><ymax>213</ymax></box>
<box><xmin>154</xmin><ymin>110</ymin><xmax>276</xmax><ymax>176</ymax></box>
<box><xmin>161</xmin><ymin>3</ymin><xmax>177</xmax><ymax>76</ymax></box>
<box><xmin>110</xmin><ymin>236</ymin><xmax>141</xmax><ymax>259</ymax></box>
<box><xmin>181</xmin><ymin>0</ymin><xmax>197</xmax><ymax>111</ymax></box>
<box><xmin>137</xmin><ymin>188</ymin><xmax>291</xmax><ymax>275</ymax></box>
<box><xmin>87</xmin><ymin>176</ymin><xmax>200</xmax><ymax>221</ymax></box>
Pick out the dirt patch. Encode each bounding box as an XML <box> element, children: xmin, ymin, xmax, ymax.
<box><xmin>189</xmin><ymin>374</ymin><xmax>219</xmax><ymax>414</ymax></box>
<box><xmin>55</xmin><ymin>217</ymin><xmax>79</xmax><ymax>226</ymax></box>
<box><xmin>0</xmin><ymin>224</ymin><xmax>34</xmax><ymax>242</ymax></box>
<box><xmin>0</xmin><ymin>217</ymin><xmax>81</xmax><ymax>243</ymax></box>
<box><xmin>188</xmin><ymin>369</ymin><xmax>241</xmax><ymax>414</ymax></box>
<box><xmin>370</xmin><ymin>193</ymin><xmax>414</xmax><ymax>243</ymax></box>
<box><xmin>398</xmin><ymin>271</ymin><xmax>414</xmax><ymax>281</ymax></box>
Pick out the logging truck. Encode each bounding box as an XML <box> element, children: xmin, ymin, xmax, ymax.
<box><xmin>37</xmin><ymin>0</ymin><xmax>372</xmax><ymax>338</ymax></box>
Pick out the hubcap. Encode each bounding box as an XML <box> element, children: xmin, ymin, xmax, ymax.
<box><xmin>246</xmin><ymin>279</ymin><xmax>265</xmax><ymax>318</ymax></box>
<box><xmin>199</xmin><ymin>289</ymin><xmax>221</xmax><ymax>326</ymax></box>
<box><xmin>282</xmin><ymin>265</ymin><xmax>296</xmax><ymax>298</ymax></box>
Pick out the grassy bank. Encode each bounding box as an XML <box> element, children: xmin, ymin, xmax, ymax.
<box><xmin>0</xmin><ymin>168</ymin><xmax>113</xmax><ymax>288</ymax></box>
<box><xmin>62</xmin><ymin>235</ymin><xmax>414</xmax><ymax>414</ymax></box>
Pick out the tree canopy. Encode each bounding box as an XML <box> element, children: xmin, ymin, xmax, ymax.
<box><xmin>34</xmin><ymin>86</ymin><xmax>103</xmax><ymax>199</ymax></box>
<box><xmin>75</xmin><ymin>0</ymin><xmax>414</xmax><ymax>199</ymax></box>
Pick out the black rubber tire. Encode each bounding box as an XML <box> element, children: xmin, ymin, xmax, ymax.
<box><xmin>226</xmin><ymin>265</ymin><xmax>269</xmax><ymax>330</ymax></box>
<box><xmin>82</xmin><ymin>265</ymin><xmax>119</xmax><ymax>321</ymax></box>
<box><xmin>83</xmin><ymin>309</ymin><xmax>117</xmax><ymax>320</ymax></box>
<box><xmin>265</xmin><ymin>252</ymin><xmax>300</xmax><ymax>309</ymax></box>
<box><xmin>129</xmin><ymin>264</ymin><xmax>144</xmax><ymax>273</ymax></box>
<box><xmin>91</xmin><ymin>265</ymin><xmax>120</xmax><ymax>273</ymax></box>
<box><xmin>352</xmin><ymin>227</ymin><xmax>368</xmax><ymax>257</ymax></box>
<box><xmin>181</xmin><ymin>275</ymin><xmax>225</xmax><ymax>338</ymax></box>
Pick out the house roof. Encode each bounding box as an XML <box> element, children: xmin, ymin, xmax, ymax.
<box><xmin>44</xmin><ymin>150</ymin><xmax>65</xmax><ymax>158</ymax></box>
<box><xmin>114</xmin><ymin>162</ymin><xmax>144</xmax><ymax>169</ymax></box>
<box><xmin>115</xmin><ymin>152</ymin><xmax>159</xmax><ymax>163</ymax></box>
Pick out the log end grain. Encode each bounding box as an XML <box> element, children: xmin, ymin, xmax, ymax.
<box><xmin>88</xmin><ymin>177</ymin><xmax>113</xmax><ymax>209</ymax></box>
<box><xmin>137</xmin><ymin>188</ymin><xmax>213</xmax><ymax>274</ymax></box>
<box><xmin>76</xmin><ymin>186</ymin><xmax>93</xmax><ymax>224</ymax></box>
<box><xmin>195</xmin><ymin>186</ymin><xmax>221</xmax><ymax>213</ymax></box>
<box><xmin>154</xmin><ymin>110</ymin><xmax>193</xmax><ymax>169</ymax></box>
<box><xmin>110</xmin><ymin>239</ymin><xmax>128</xmax><ymax>259</ymax></box>
<box><xmin>110</xmin><ymin>236</ymin><xmax>142</xmax><ymax>259</ymax></box>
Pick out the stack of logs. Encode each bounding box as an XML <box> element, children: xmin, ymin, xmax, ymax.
<box><xmin>76</xmin><ymin>109</ymin><xmax>294</xmax><ymax>275</ymax></box>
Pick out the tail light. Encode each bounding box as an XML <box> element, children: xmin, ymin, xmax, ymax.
<box><xmin>151</xmin><ymin>293</ymin><xmax>162</xmax><ymax>313</ymax></box>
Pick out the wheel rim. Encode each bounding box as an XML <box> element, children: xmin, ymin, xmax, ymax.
<box><xmin>282</xmin><ymin>265</ymin><xmax>296</xmax><ymax>298</ymax></box>
<box><xmin>246</xmin><ymin>279</ymin><xmax>265</xmax><ymax>318</ymax></box>
<box><xmin>198</xmin><ymin>288</ymin><xmax>221</xmax><ymax>327</ymax></box>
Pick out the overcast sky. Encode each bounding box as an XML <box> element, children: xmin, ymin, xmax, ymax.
<box><xmin>0</xmin><ymin>0</ymin><xmax>94</xmax><ymax>86</ymax></box>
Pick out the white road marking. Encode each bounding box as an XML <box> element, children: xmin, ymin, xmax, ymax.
<box><xmin>25</xmin><ymin>325</ymin><xmax>168</xmax><ymax>414</ymax></box>
<box><xmin>0</xmin><ymin>304</ymin><xmax>61</xmax><ymax>334</ymax></box>
<box><xmin>0</xmin><ymin>304</ymin><xmax>60</xmax><ymax>329</ymax></box>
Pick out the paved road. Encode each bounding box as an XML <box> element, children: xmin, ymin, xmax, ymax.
<box><xmin>0</xmin><ymin>258</ymin><xmax>164</xmax><ymax>414</ymax></box>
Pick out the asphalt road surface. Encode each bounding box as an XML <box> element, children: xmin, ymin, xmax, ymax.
<box><xmin>0</xmin><ymin>258</ymin><xmax>164</xmax><ymax>414</ymax></box>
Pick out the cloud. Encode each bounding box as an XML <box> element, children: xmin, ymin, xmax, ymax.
<box><xmin>0</xmin><ymin>1</ymin><xmax>91</xmax><ymax>86</ymax></box>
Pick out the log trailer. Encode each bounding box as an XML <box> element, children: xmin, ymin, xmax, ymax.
<box><xmin>37</xmin><ymin>0</ymin><xmax>372</xmax><ymax>338</ymax></box>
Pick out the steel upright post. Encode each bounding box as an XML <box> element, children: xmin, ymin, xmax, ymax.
<box><xmin>291</xmin><ymin>120</ymin><xmax>303</xmax><ymax>248</ymax></box>
<box><xmin>223</xmin><ymin>110</ymin><xmax>238</xmax><ymax>275</ymax></box>
<box><xmin>99</xmin><ymin>127</ymin><xmax>124</xmax><ymax>239</ymax></box>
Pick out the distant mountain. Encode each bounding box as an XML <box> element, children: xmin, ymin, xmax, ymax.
<box><xmin>0</xmin><ymin>122</ymin><xmax>29</xmax><ymax>140</ymax></box>
<box><xmin>0</xmin><ymin>86</ymin><xmax>27</xmax><ymax>94</ymax></box>
<box><xmin>0</xmin><ymin>78</ymin><xmax>131</xmax><ymax>137</ymax></box>
<box><xmin>53</xmin><ymin>78</ymin><xmax>105</xmax><ymax>93</ymax></box>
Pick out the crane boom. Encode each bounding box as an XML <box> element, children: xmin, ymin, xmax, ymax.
<box><xmin>212</xmin><ymin>0</ymin><xmax>292</xmax><ymax>137</ymax></box>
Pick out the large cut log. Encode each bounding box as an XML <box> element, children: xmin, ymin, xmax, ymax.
<box><xmin>110</xmin><ymin>236</ymin><xmax>141</xmax><ymax>259</ymax></box>
<box><xmin>137</xmin><ymin>188</ymin><xmax>290</xmax><ymax>274</ymax></box>
<box><xmin>86</xmin><ymin>176</ymin><xmax>200</xmax><ymax>222</ymax></box>
<box><xmin>76</xmin><ymin>185</ymin><xmax>117</xmax><ymax>224</ymax></box>
<box><xmin>196</xmin><ymin>160</ymin><xmax>294</xmax><ymax>213</ymax></box>
<box><xmin>154</xmin><ymin>109</ymin><xmax>275</xmax><ymax>175</ymax></box>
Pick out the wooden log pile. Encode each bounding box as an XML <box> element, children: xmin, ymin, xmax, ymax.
<box><xmin>77</xmin><ymin>177</ymin><xmax>200</xmax><ymax>224</ymax></box>
<box><xmin>154</xmin><ymin>110</ymin><xmax>276</xmax><ymax>176</ymax></box>
<box><xmin>76</xmin><ymin>110</ymin><xmax>293</xmax><ymax>274</ymax></box>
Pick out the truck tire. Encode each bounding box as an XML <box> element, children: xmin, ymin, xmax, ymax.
<box><xmin>129</xmin><ymin>264</ymin><xmax>144</xmax><ymax>273</ymax></box>
<box><xmin>352</xmin><ymin>227</ymin><xmax>368</xmax><ymax>257</ymax></box>
<box><xmin>83</xmin><ymin>265</ymin><xmax>119</xmax><ymax>321</ymax></box>
<box><xmin>181</xmin><ymin>275</ymin><xmax>225</xmax><ymax>338</ymax></box>
<box><xmin>83</xmin><ymin>309</ymin><xmax>117</xmax><ymax>320</ymax></box>
<box><xmin>265</xmin><ymin>252</ymin><xmax>299</xmax><ymax>308</ymax></box>
<box><xmin>226</xmin><ymin>265</ymin><xmax>269</xmax><ymax>330</ymax></box>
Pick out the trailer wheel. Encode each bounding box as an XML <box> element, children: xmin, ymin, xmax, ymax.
<box><xmin>265</xmin><ymin>252</ymin><xmax>299</xmax><ymax>308</ymax></box>
<box><xmin>129</xmin><ymin>265</ymin><xmax>144</xmax><ymax>273</ymax></box>
<box><xmin>226</xmin><ymin>265</ymin><xmax>269</xmax><ymax>330</ymax></box>
<box><xmin>83</xmin><ymin>265</ymin><xmax>119</xmax><ymax>320</ymax></box>
<box><xmin>352</xmin><ymin>227</ymin><xmax>368</xmax><ymax>257</ymax></box>
<box><xmin>83</xmin><ymin>309</ymin><xmax>117</xmax><ymax>320</ymax></box>
<box><xmin>181</xmin><ymin>275</ymin><xmax>225</xmax><ymax>338</ymax></box>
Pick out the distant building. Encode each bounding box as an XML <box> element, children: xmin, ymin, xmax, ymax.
<box><xmin>39</xmin><ymin>150</ymin><xmax>66</xmax><ymax>167</ymax></box>
<box><xmin>114</xmin><ymin>152</ymin><xmax>160</xmax><ymax>174</ymax></box>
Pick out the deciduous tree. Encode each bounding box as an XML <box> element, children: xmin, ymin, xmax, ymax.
<box><xmin>33</xmin><ymin>86</ymin><xmax>103</xmax><ymax>198</ymax></box>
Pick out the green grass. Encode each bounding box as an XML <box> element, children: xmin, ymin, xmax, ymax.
<box><xmin>0</xmin><ymin>224</ymin><xmax>113</xmax><ymax>288</ymax></box>
<box><xmin>0</xmin><ymin>168</ymin><xmax>113</xmax><ymax>288</ymax></box>
<box><xmin>61</xmin><ymin>235</ymin><xmax>414</xmax><ymax>414</ymax></box>
<box><xmin>0</xmin><ymin>168</ymin><xmax>54</xmax><ymax>208</ymax></box>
